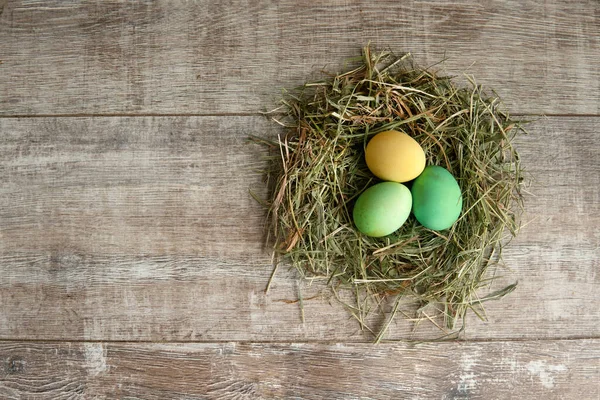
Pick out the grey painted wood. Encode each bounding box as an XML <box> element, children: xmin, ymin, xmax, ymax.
<box><xmin>0</xmin><ymin>116</ymin><xmax>598</xmax><ymax>341</ymax></box>
<box><xmin>0</xmin><ymin>0</ymin><xmax>598</xmax><ymax>116</ymax></box>
<box><xmin>0</xmin><ymin>340</ymin><xmax>598</xmax><ymax>399</ymax></box>
<box><xmin>1</xmin><ymin>1</ymin><xmax>598</xmax><ymax>398</ymax></box>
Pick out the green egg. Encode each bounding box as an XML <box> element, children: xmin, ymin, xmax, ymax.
<box><xmin>353</xmin><ymin>182</ymin><xmax>412</xmax><ymax>237</ymax></box>
<box><xmin>411</xmin><ymin>166</ymin><xmax>462</xmax><ymax>231</ymax></box>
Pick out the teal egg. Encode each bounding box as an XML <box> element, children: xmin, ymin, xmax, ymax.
<box><xmin>411</xmin><ymin>166</ymin><xmax>462</xmax><ymax>231</ymax></box>
<box><xmin>353</xmin><ymin>182</ymin><xmax>412</xmax><ymax>237</ymax></box>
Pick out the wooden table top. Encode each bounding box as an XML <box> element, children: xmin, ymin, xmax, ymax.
<box><xmin>0</xmin><ymin>1</ymin><xmax>598</xmax><ymax>398</ymax></box>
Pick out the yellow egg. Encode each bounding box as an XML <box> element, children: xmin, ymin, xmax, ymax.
<box><xmin>365</xmin><ymin>130</ymin><xmax>426</xmax><ymax>183</ymax></box>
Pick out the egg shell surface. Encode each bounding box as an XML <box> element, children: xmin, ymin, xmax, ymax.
<box><xmin>411</xmin><ymin>165</ymin><xmax>462</xmax><ymax>231</ymax></box>
<box><xmin>365</xmin><ymin>130</ymin><xmax>426</xmax><ymax>183</ymax></box>
<box><xmin>353</xmin><ymin>182</ymin><xmax>412</xmax><ymax>237</ymax></box>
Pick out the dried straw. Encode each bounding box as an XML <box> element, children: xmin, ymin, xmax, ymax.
<box><xmin>253</xmin><ymin>46</ymin><xmax>525</xmax><ymax>341</ymax></box>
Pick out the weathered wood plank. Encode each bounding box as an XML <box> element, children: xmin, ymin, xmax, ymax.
<box><xmin>0</xmin><ymin>116</ymin><xmax>270</xmax><ymax>259</ymax></box>
<box><xmin>0</xmin><ymin>116</ymin><xmax>598</xmax><ymax>341</ymax></box>
<box><xmin>0</xmin><ymin>340</ymin><xmax>598</xmax><ymax>399</ymax></box>
<box><xmin>0</xmin><ymin>0</ymin><xmax>598</xmax><ymax>116</ymax></box>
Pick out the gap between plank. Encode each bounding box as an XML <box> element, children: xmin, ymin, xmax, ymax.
<box><xmin>0</xmin><ymin>336</ymin><xmax>598</xmax><ymax>345</ymax></box>
<box><xmin>0</xmin><ymin>113</ymin><xmax>598</xmax><ymax>119</ymax></box>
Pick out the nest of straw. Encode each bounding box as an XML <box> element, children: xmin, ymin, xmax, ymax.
<box><xmin>253</xmin><ymin>46</ymin><xmax>525</xmax><ymax>341</ymax></box>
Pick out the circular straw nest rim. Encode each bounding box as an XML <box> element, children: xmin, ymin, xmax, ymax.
<box><xmin>255</xmin><ymin>46</ymin><xmax>526</xmax><ymax>341</ymax></box>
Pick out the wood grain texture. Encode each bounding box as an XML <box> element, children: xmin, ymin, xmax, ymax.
<box><xmin>0</xmin><ymin>116</ymin><xmax>598</xmax><ymax>341</ymax></box>
<box><xmin>0</xmin><ymin>116</ymin><xmax>270</xmax><ymax>259</ymax></box>
<box><xmin>1</xmin><ymin>340</ymin><xmax>599</xmax><ymax>399</ymax></box>
<box><xmin>1</xmin><ymin>2</ymin><xmax>598</xmax><ymax>398</ymax></box>
<box><xmin>0</xmin><ymin>0</ymin><xmax>599</xmax><ymax>116</ymax></box>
